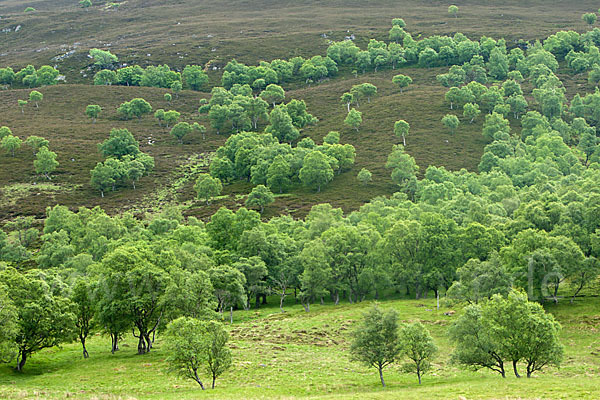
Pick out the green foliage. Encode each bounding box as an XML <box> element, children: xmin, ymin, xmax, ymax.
<box><xmin>182</xmin><ymin>65</ymin><xmax>209</xmax><ymax>90</ymax></box>
<box><xmin>24</xmin><ymin>135</ymin><xmax>48</xmax><ymax>155</ymax></box>
<box><xmin>350</xmin><ymin>305</ymin><xmax>401</xmax><ymax>387</ymax></box>
<box><xmin>0</xmin><ymin>267</ymin><xmax>76</xmax><ymax>371</ymax></box>
<box><xmin>94</xmin><ymin>69</ymin><xmax>116</xmax><ymax>85</ymax></box>
<box><xmin>170</xmin><ymin>122</ymin><xmax>192</xmax><ymax>144</ymax></box>
<box><xmin>447</xmin><ymin>253</ymin><xmax>512</xmax><ymax>304</ymax></box>
<box><xmin>463</xmin><ymin>102</ymin><xmax>481</xmax><ymax>123</ymax></box>
<box><xmin>0</xmin><ymin>127</ymin><xmax>11</xmax><ymax>140</ymax></box>
<box><xmin>194</xmin><ymin>174</ymin><xmax>222</xmax><ymax>205</ymax></box>
<box><xmin>299</xmin><ymin>151</ymin><xmax>334</xmax><ymax>192</ymax></box>
<box><xmin>583</xmin><ymin>13</ymin><xmax>597</xmax><ymax>26</ymax></box>
<box><xmin>266</xmin><ymin>155</ymin><xmax>291</xmax><ymax>193</ymax></box>
<box><xmin>34</xmin><ymin>146</ymin><xmax>59</xmax><ymax>179</ymax></box>
<box><xmin>209</xmin><ymin>265</ymin><xmax>246</xmax><ymax>315</ymax></box>
<box><xmin>386</xmin><ymin>145</ymin><xmax>418</xmax><ymax>198</ymax></box>
<box><xmin>245</xmin><ymin>185</ymin><xmax>274</xmax><ymax>213</ymax></box>
<box><xmin>448</xmin><ymin>5</ymin><xmax>458</xmax><ymax>17</ymax></box>
<box><xmin>29</xmin><ymin>91</ymin><xmax>43</xmax><ymax>108</ymax></box>
<box><xmin>89</xmin><ymin>49</ymin><xmax>118</xmax><ymax>70</ymax></box>
<box><xmin>85</xmin><ymin>105</ymin><xmax>101</xmax><ymax>123</ymax></box>
<box><xmin>344</xmin><ymin>108</ymin><xmax>362</xmax><ymax>132</ymax></box>
<box><xmin>392</xmin><ymin>74</ymin><xmax>412</xmax><ymax>93</ymax></box>
<box><xmin>98</xmin><ymin>128</ymin><xmax>140</xmax><ymax>158</ymax></box>
<box><xmin>24</xmin><ymin>7</ymin><xmax>35</xmax><ymax>12</ymax></box>
<box><xmin>71</xmin><ymin>279</ymin><xmax>94</xmax><ymax>358</ymax></box>
<box><xmin>164</xmin><ymin>318</ymin><xmax>232</xmax><ymax>390</ymax></box>
<box><xmin>442</xmin><ymin>114</ymin><xmax>460</xmax><ymax>134</ymax></box>
<box><xmin>260</xmin><ymin>84</ymin><xmax>285</xmax><ymax>107</ymax></box>
<box><xmin>266</xmin><ymin>105</ymin><xmax>299</xmax><ymax>143</ymax></box>
<box><xmin>1</xmin><ymin>135</ymin><xmax>22</xmax><ymax>157</ymax></box>
<box><xmin>399</xmin><ymin>322</ymin><xmax>437</xmax><ymax>384</ymax></box>
<box><xmin>357</xmin><ymin>168</ymin><xmax>372</xmax><ymax>185</ymax></box>
<box><xmin>0</xmin><ymin>282</ymin><xmax>18</xmax><ymax>363</ymax></box>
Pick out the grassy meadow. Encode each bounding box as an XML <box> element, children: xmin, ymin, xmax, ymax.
<box><xmin>0</xmin><ymin>295</ymin><xmax>599</xmax><ymax>399</ymax></box>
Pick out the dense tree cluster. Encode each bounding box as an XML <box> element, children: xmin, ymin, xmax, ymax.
<box><xmin>94</xmin><ymin>64</ymin><xmax>208</xmax><ymax>90</ymax></box>
<box><xmin>200</xmin><ymin>84</ymin><xmax>317</xmax><ymax>136</ymax></box>
<box><xmin>0</xmin><ymin>65</ymin><xmax>60</xmax><ymax>88</ymax></box>
<box><xmin>221</xmin><ymin>56</ymin><xmax>337</xmax><ymax>88</ymax></box>
<box><xmin>90</xmin><ymin>128</ymin><xmax>154</xmax><ymax>196</ymax></box>
<box><xmin>209</xmin><ymin>131</ymin><xmax>355</xmax><ymax>193</ymax></box>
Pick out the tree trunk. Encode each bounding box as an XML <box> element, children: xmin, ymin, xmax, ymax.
<box><xmin>81</xmin><ymin>335</ymin><xmax>89</xmax><ymax>358</ymax></box>
<box><xmin>144</xmin><ymin>333</ymin><xmax>153</xmax><ymax>351</ymax></box>
<box><xmin>334</xmin><ymin>291</ymin><xmax>339</xmax><ymax>306</ymax></box>
<box><xmin>230</xmin><ymin>307</ymin><xmax>233</xmax><ymax>324</ymax></box>
<box><xmin>379</xmin><ymin>366</ymin><xmax>386</xmax><ymax>387</ymax></box>
<box><xmin>212</xmin><ymin>374</ymin><xmax>217</xmax><ymax>389</ymax></box>
<box><xmin>17</xmin><ymin>351</ymin><xmax>27</xmax><ymax>371</ymax></box>
<box><xmin>302</xmin><ymin>300</ymin><xmax>310</xmax><ymax>312</ymax></box>
<box><xmin>512</xmin><ymin>360</ymin><xmax>521</xmax><ymax>378</ymax></box>
<box><xmin>137</xmin><ymin>334</ymin><xmax>146</xmax><ymax>355</ymax></box>
<box><xmin>402</xmin><ymin>134</ymin><xmax>406</xmax><ymax>146</ymax></box>
<box><xmin>571</xmin><ymin>279</ymin><xmax>585</xmax><ymax>303</ymax></box>
<box><xmin>194</xmin><ymin>369</ymin><xmax>206</xmax><ymax>390</ymax></box>
<box><xmin>279</xmin><ymin>290</ymin><xmax>286</xmax><ymax>313</ymax></box>
<box><xmin>111</xmin><ymin>333</ymin><xmax>119</xmax><ymax>353</ymax></box>
<box><xmin>418</xmin><ymin>370</ymin><xmax>422</xmax><ymax>385</ymax></box>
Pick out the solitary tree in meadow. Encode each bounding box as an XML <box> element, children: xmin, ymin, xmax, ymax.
<box><xmin>394</xmin><ymin>119</ymin><xmax>410</xmax><ymax>146</ymax></box>
<box><xmin>341</xmin><ymin>92</ymin><xmax>354</xmax><ymax>112</ymax></box>
<box><xmin>583</xmin><ymin>13</ymin><xmax>597</xmax><ymax>27</ymax></box>
<box><xmin>357</xmin><ymin>168</ymin><xmax>372</xmax><ymax>185</ymax></box>
<box><xmin>34</xmin><ymin>146</ymin><xmax>59</xmax><ymax>179</ymax></box>
<box><xmin>448</xmin><ymin>5</ymin><xmax>459</xmax><ymax>18</ymax></box>
<box><xmin>18</xmin><ymin>100</ymin><xmax>27</xmax><ymax>114</ymax></box>
<box><xmin>85</xmin><ymin>105</ymin><xmax>102</xmax><ymax>123</ymax></box>
<box><xmin>345</xmin><ymin>108</ymin><xmax>362</xmax><ymax>132</ymax></box>
<box><xmin>392</xmin><ymin>74</ymin><xmax>412</xmax><ymax>93</ymax></box>
<box><xmin>399</xmin><ymin>322</ymin><xmax>437</xmax><ymax>385</ymax></box>
<box><xmin>442</xmin><ymin>114</ymin><xmax>460</xmax><ymax>134</ymax></box>
<box><xmin>29</xmin><ymin>91</ymin><xmax>43</xmax><ymax>108</ymax></box>
<box><xmin>164</xmin><ymin>317</ymin><xmax>232</xmax><ymax>390</ymax></box>
<box><xmin>350</xmin><ymin>305</ymin><xmax>401</xmax><ymax>387</ymax></box>
<box><xmin>1</xmin><ymin>135</ymin><xmax>22</xmax><ymax>157</ymax></box>
<box><xmin>170</xmin><ymin>122</ymin><xmax>192</xmax><ymax>144</ymax></box>
<box><xmin>163</xmin><ymin>110</ymin><xmax>180</xmax><ymax>128</ymax></box>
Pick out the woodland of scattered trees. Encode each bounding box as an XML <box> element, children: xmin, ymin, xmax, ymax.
<box><xmin>1</xmin><ymin>7</ymin><xmax>600</xmax><ymax>391</ymax></box>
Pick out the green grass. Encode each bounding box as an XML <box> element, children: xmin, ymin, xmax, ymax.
<box><xmin>1</xmin><ymin>296</ymin><xmax>599</xmax><ymax>399</ymax></box>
